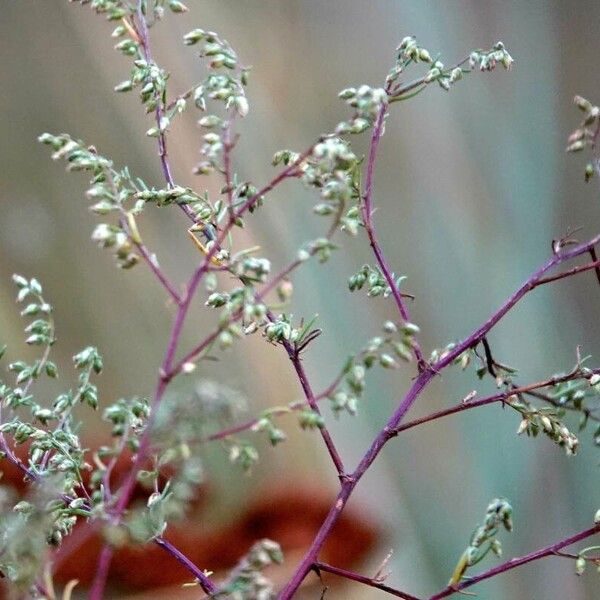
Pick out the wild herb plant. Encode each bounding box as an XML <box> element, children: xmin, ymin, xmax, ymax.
<box><xmin>2</xmin><ymin>1</ymin><xmax>600</xmax><ymax>598</ymax></box>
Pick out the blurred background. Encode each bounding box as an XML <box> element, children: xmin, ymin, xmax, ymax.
<box><xmin>2</xmin><ymin>0</ymin><xmax>600</xmax><ymax>598</ymax></box>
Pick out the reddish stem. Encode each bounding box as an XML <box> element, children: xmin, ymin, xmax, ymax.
<box><xmin>392</xmin><ymin>367</ymin><xmax>600</xmax><ymax>435</ymax></box>
<box><xmin>155</xmin><ymin>537</ymin><xmax>218</xmax><ymax>595</ymax></box>
<box><xmin>314</xmin><ymin>562</ymin><xmax>422</xmax><ymax>600</ymax></box>
<box><xmin>361</xmin><ymin>102</ymin><xmax>427</xmax><ymax>370</ymax></box>
<box><xmin>133</xmin><ymin>240</ymin><xmax>182</xmax><ymax>305</ymax></box>
<box><xmin>88</xmin><ymin>260</ymin><xmax>208</xmax><ymax>600</ymax></box>
<box><xmin>428</xmin><ymin>525</ymin><xmax>600</xmax><ymax>599</ymax></box>
<box><xmin>284</xmin><ymin>339</ymin><xmax>345</xmax><ymax>476</ymax></box>
<box><xmin>279</xmin><ymin>161</ymin><xmax>600</xmax><ymax>600</ymax></box>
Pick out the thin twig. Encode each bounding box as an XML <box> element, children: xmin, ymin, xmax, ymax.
<box><xmin>535</xmin><ymin>257</ymin><xmax>600</xmax><ymax>286</ymax></box>
<box><xmin>155</xmin><ymin>537</ymin><xmax>218</xmax><ymax>596</ymax></box>
<box><xmin>390</xmin><ymin>367</ymin><xmax>600</xmax><ymax>436</ymax></box>
<box><xmin>313</xmin><ymin>562</ymin><xmax>422</xmax><ymax>600</ymax></box>
<box><xmin>279</xmin><ymin>147</ymin><xmax>600</xmax><ymax>600</ymax></box>
<box><xmin>428</xmin><ymin>525</ymin><xmax>600</xmax><ymax>599</ymax></box>
<box><xmin>588</xmin><ymin>247</ymin><xmax>600</xmax><ymax>286</ymax></box>
<box><xmin>361</xmin><ymin>101</ymin><xmax>427</xmax><ymax>371</ymax></box>
<box><xmin>284</xmin><ymin>337</ymin><xmax>345</xmax><ymax>476</ymax></box>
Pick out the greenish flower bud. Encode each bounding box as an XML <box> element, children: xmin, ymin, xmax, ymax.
<box><xmin>184</xmin><ymin>29</ymin><xmax>206</xmax><ymax>45</ymax></box>
<box><xmin>401</xmin><ymin>322</ymin><xmax>420</xmax><ymax>335</ymax></box>
<box><xmin>574</xmin><ymin>95</ymin><xmax>593</xmax><ymax>112</ymax></box>
<box><xmin>114</xmin><ymin>80</ymin><xmax>134</xmax><ymax>93</ymax></box>
<box><xmin>383</xmin><ymin>321</ymin><xmax>397</xmax><ymax>333</ymax></box>
<box><xmin>198</xmin><ymin>115</ymin><xmax>222</xmax><ymax>128</ymax></box>
<box><xmin>298</xmin><ymin>409</ymin><xmax>325</xmax><ymax>430</ymax></box>
<box><xmin>206</xmin><ymin>292</ymin><xmax>229</xmax><ymax>308</ymax></box>
<box><xmin>169</xmin><ymin>0</ymin><xmax>188</xmax><ymax>13</ymax></box>
<box><xmin>233</xmin><ymin>95</ymin><xmax>249</xmax><ymax>117</ymax></box>
<box><xmin>268</xmin><ymin>428</ymin><xmax>286</xmax><ymax>446</ymax></box>
<box><xmin>13</xmin><ymin>501</ymin><xmax>34</xmax><ymax>514</ymax></box>
<box><xmin>203</xmin><ymin>132</ymin><xmax>221</xmax><ymax>144</ymax></box>
<box><xmin>379</xmin><ymin>353</ymin><xmax>398</xmax><ymax>369</ymax></box>
<box><xmin>219</xmin><ymin>331</ymin><xmax>234</xmax><ymax>349</ymax></box>
<box><xmin>419</xmin><ymin>48</ymin><xmax>432</xmax><ymax>62</ymax></box>
<box><xmin>33</xmin><ymin>408</ymin><xmax>54</xmax><ymax>424</ymax></box>
<box><xmin>450</xmin><ymin>67</ymin><xmax>463</xmax><ymax>83</ymax></box>
<box><xmin>146</xmin><ymin>126</ymin><xmax>160</xmax><ymax>138</ymax></box>
<box><xmin>297</xmin><ymin>249</ymin><xmax>310</xmax><ymax>262</ymax></box>
<box><xmin>567</xmin><ymin>140</ymin><xmax>585</xmax><ymax>152</ymax></box>
<box><xmin>338</xmin><ymin>87</ymin><xmax>356</xmax><ymax>100</ymax></box>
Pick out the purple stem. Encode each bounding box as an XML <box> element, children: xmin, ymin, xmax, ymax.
<box><xmin>88</xmin><ymin>545</ymin><xmax>113</xmax><ymax>600</ymax></box>
<box><xmin>361</xmin><ymin>103</ymin><xmax>427</xmax><ymax>370</ymax></box>
<box><xmin>135</xmin><ymin>5</ymin><xmax>197</xmax><ymax>222</ymax></box>
<box><xmin>314</xmin><ymin>562</ymin><xmax>422</xmax><ymax>600</ymax></box>
<box><xmin>428</xmin><ymin>525</ymin><xmax>600</xmax><ymax>599</ymax></box>
<box><xmin>134</xmin><ymin>240</ymin><xmax>182</xmax><ymax>304</ymax></box>
<box><xmin>169</xmin><ymin>248</ymin><xmax>315</xmax><ymax>380</ymax></box>
<box><xmin>279</xmin><ymin>209</ymin><xmax>600</xmax><ymax>598</ymax></box>
<box><xmin>392</xmin><ymin>367</ymin><xmax>600</xmax><ymax>435</ymax></box>
<box><xmin>282</xmin><ymin>334</ymin><xmax>345</xmax><ymax>476</ymax></box>
<box><xmin>88</xmin><ymin>261</ymin><xmax>209</xmax><ymax>600</ymax></box>
<box><xmin>203</xmin><ymin>368</ymin><xmax>345</xmax><ymax>443</ymax></box>
<box><xmin>155</xmin><ymin>537</ymin><xmax>218</xmax><ymax>596</ymax></box>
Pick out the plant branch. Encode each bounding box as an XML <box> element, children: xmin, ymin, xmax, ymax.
<box><xmin>533</xmin><ymin>258</ymin><xmax>600</xmax><ymax>286</ymax></box>
<box><xmin>133</xmin><ymin>7</ymin><xmax>196</xmax><ymax>223</ymax></box>
<box><xmin>130</xmin><ymin>236</ymin><xmax>182</xmax><ymax>305</ymax></box>
<box><xmin>313</xmin><ymin>562</ymin><xmax>422</xmax><ymax>600</ymax></box>
<box><xmin>428</xmin><ymin>525</ymin><xmax>600</xmax><ymax>599</ymax></box>
<box><xmin>280</xmin><ymin>233</ymin><xmax>600</xmax><ymax>597</ymax></box>
<box><xmin>102</xmin><ymin>164</ymin><xmax>182</xmax><ymax>305</ymax></box>
<box><xmin>166</xmin><ymin>260</ymin><xmax>303</xmax><ymax>381</ymax></box>
<box><xmin>155</xmin><ymin>537</ymin><xmax>218</xmax><ymax>596</ymax></box>
<box><xmin>168</xmin><ymin>227</ymin><xmax>333</xmax><ymax>380</ymax></box>
<box><xmin>361</xmin><ymin>101</ymin><xmax>427</xmax><ymax>371</ymax></box>
<box><xmin>391</xmin><ymin>368</ymin><xmax>600</xmax><ymax>436</ymax></box>
<box><xmin>283</xmin><ymin>337</ymin><xmax>346</xmax><ymax>476</ymax></box>
<box><xmin>388</xmin><ymin>57</ymin><xmax>470</xmax><ymax>103</ymax></box>
<box><xmin>89</xmin><ymin>260</ymin><xmax>208</xmax><ymax>599</ymax></box>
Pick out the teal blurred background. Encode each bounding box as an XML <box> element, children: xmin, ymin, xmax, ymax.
<box><xmin>2</xmin><ymin>1</ymin><xmax>600</xmax><ymax>598</ymax></box>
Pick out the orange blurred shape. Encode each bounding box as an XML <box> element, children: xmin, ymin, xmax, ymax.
<box><xmin>1</xmin><ymin>451</ymin><xmax>380</xmax><ymax>594</ymax></box>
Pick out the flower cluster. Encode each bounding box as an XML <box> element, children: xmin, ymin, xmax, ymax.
<box><xmin>215</xmin><ymin>539</ymin><xmax>283</xmax><ymax>599</ymax></box>
<box><xmin>336</xmin><ymin>85</ymin><xmax>388</xmax><ymax>134</ymax></box>
<box><xmin>348</xmin><ymin>264</ymin><xmax>407</xmax><ymax>298</ymax></box>
<box><xmin>510</xmin><ymin>396</ymin><xmax>580</xmax><ymax>456</ymax></box>
<box><xmin>566</xmin><ymin>95</ymin><xmax>600</xmax><ymax>181</ymax></box>
<box><xmin>327</xmin><ymin>321</ymin><xmax>420</xmax><ymax>416</ymax></box>
<box><xmin>449</xmin><ymin>498</ymin><xmax>513</xmax><ymax>585</ymax></box>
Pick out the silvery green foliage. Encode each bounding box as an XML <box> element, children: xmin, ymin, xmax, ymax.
<box><xmin>215</xmin><ymin>539</ymin><xmax>284</xmax><ymax>600</ymax></box>
<box><xmin>386</xmin><ymin>36</ymin><xmax>513</xmax><ymax>96</ymax></box>
<box><xmin>349</xmin><ymin>264</ymin><xmax>407</xmax><ymax>298</ymax></box>
<box><xmin>0</xmin><ymin>486</ymin><xmax>55</xmax><ymax>593</ymax></box>
<box><xmin>0</xmin><ymin>278</ymin><xmax>100</xmax><ymax>591</ymax></box>
<box><xmin>37</xmin><ymin>133</ymin><xmax>215</xmax><ymax>269</ymax></box>
<box><xmin>512</xmin><ymin>397</ymin><xmax>579</xmax><ymax>455</ymax></box>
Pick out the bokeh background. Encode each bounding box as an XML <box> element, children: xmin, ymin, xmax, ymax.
<box><xmin>2</xmin><ymin>1</ymin><xmax>600</xmax><ymax>598</ymax></box>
